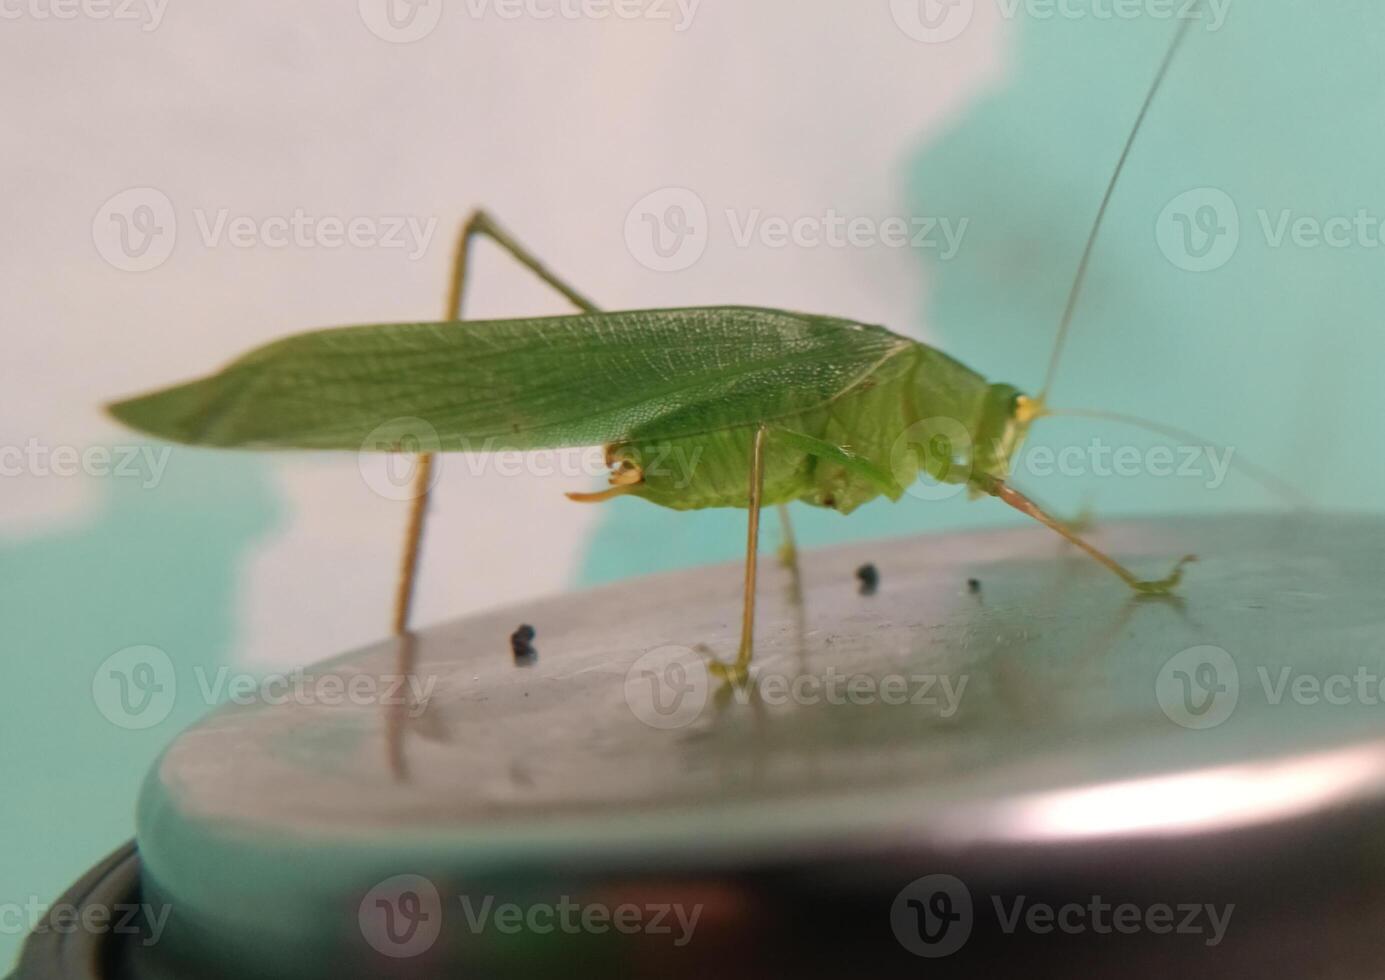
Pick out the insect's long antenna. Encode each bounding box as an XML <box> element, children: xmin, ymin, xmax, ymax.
<box><xmin>1045</xmin><ymin>407</ymin><xmax>1313</xmax><ymax>509</ymax></box>
<box><xmin>1039</xmin><ymin>9</ymin><xmax>1200</xmax><ymax>404</ymax></box>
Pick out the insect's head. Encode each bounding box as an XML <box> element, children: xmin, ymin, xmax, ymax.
<box><xmin>970</xmin><ymin>383</ymin><xmax>1048</xmax><ymax>484</ymax></box>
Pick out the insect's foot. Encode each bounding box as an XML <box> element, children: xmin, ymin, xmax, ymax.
<box><xmin>1131</xmin><ymin>554</ymin><xmax>1197</xmax><ymax>595</ymax></box>
<box><xmin>698</xmin><ymin>644</ymin><xmax>751</xmax><ymax>687</ymax></box>
<box><xmin>707</xmin><ymin>660</ymin><xmax>749</xmax><ymax>686</ymax></box>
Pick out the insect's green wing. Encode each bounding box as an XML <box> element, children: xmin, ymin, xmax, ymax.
<box><xmin>107</xmin><ymin>306</ymin><xmax>913</xmax><ymax>451</ymax></box>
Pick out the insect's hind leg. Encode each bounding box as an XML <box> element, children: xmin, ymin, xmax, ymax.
<box><xmin>706</xmin><ymin>425</ymin><xmax>770</xmax><ymax>686</ymax></box>
<box><xmin>978</xmin><ymin>476</ymin><xmax>1194</xmax><ymax>594</ymax></box>
<box><xmin>392</xmin><ymin>210</ymin><xmax>599</xmax><ymax>636</ymax></box>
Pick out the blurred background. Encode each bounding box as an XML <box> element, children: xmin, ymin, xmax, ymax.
<box><xmin>4</xmin><ymin>0</ymin><xmax>1384</xmax><ymax>967</ymax></box>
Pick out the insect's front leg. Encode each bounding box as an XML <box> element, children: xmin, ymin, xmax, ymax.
<box><xmin>975</xmin><ymin>475</ymin><xmax>1195</xmax><ymax>594</ymax></box>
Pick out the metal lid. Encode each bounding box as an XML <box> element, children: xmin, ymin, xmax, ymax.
<box><xmin>119</xmin><ymin>514</ymin><xmax>1385</xmax><ymax>977</ymax></box>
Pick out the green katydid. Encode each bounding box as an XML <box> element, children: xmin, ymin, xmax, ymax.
<box><xmin>110</xmin><ymin>14</ymin><xmax>1279</xmax><ymax>685</ymax></box>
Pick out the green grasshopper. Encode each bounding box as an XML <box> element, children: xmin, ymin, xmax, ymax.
<box><xmin>110</xmin><ymin>18</ymin><xmax>1237</xmax><ymax>685</ymax></box>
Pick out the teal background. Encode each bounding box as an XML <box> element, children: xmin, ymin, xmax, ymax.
<box><xmin>1</xmin><ymin>457</ymin><xmax>278</xmax><ymax>968</ymax></box>
<box><xmin>8</xmin><ymin>2</ymin><xmax>1385</xmax><ymax>970</ymax></box>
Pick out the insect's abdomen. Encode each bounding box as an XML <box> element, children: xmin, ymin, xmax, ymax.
<box><xmin>616</xmin><ymin>343</ymin><xmax>991</xmax><ymax>514</ymax></box>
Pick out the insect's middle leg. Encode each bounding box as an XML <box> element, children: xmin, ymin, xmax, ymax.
<box><xmin>707</xmin><ymin>424</ymin><xmax>770</xmax><ymax>686</ymax></box>
<box><xmin>977</xmin><ymin>475</ymin><xmax>1194</xmax><ymax>594</ymax></box>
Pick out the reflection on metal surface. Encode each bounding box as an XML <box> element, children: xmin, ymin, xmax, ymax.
<box><xmin>384</xmin><ymin>630</ymin><xmax>417</xmax><ymax>783</ymax></box>
<box><xmin>1003</xmin><ymin>741</ymin><xmax>1385</xmax><ymax>842</ymax></box>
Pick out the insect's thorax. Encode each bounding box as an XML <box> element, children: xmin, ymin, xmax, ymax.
<box><xmin>611</xmin><ymin>341</ymin><xmax>1010</xmax><ymax>514</ymax></box>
